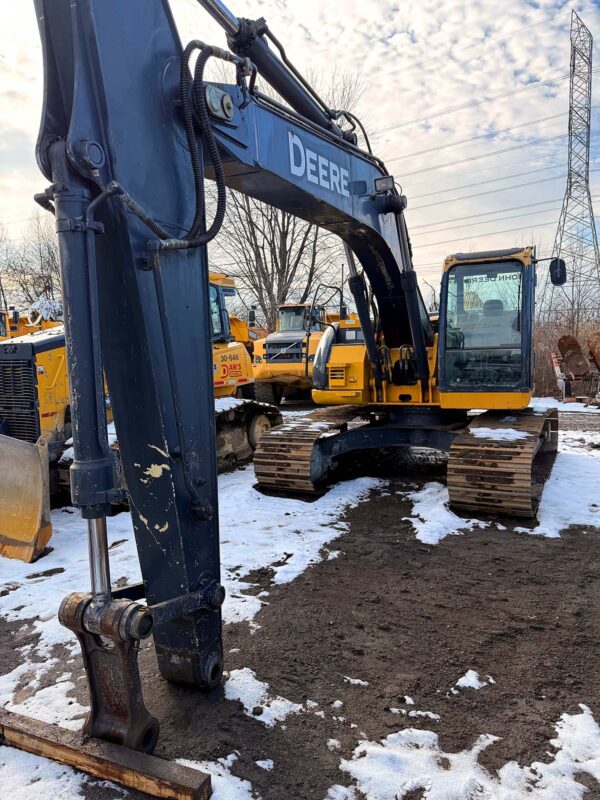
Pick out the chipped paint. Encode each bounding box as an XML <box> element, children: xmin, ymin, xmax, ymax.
<box><xmin>154</xmin><ymin>522</ymin><xmax>169</xmax><ymax>534</ymax></box>
<box><xmin>144</xmin><ymin>463</ymin><xmax>171</xmax><ymax>479</ymax></box>
<box><xmin>149</xmin><ymin>444</ymin><xmax>169</xmax><ymax>458</ymax></box>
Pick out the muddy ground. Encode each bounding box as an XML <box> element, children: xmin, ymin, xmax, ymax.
<box><xmin>2</xmin><ymin>408</ymin><xmax>600</xmax><ymax>799</ymax></box>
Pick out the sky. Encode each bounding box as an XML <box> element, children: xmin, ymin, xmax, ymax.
<box><xmin>1</xmin><ymin>0</ymin><xmax>600</xmax><ymax>291</ymax></box>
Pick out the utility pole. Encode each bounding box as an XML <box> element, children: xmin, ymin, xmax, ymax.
<box><xmin>539</xmin><ymin>11</ymin><xmax>600</xmax><ymax>335</ymax></box>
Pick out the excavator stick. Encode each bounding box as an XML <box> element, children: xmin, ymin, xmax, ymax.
<box><xmin>0</xmin><ymin>435</ymin><xmax>52</xmax><ymax>562</ymax></box>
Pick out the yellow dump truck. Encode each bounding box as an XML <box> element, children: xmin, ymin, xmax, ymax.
<box><xmin>252</xmin><ymin>303</ymin><xmax>342</xmax><ymax>404</ymax></box>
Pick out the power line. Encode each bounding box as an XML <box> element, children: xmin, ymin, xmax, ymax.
<box><xmin>410</xmin><ymin>174</ymin><xmax>568</xmax><ymax>211</ymax></box>
<box><xmin>369</xmin><ymin>7</ymin><xmax>579</xmax><ymax>81</ymax></box>
<box><xmin>412</xmin><ymin>207</ymin><xmax>562</xmax><ymax>236</ymax></box>
<box><xmin>408</xmin><ymin>167</ymin><xmax>566</xmax><ymax>200</ymax></box>
<box><xmin>412</xmin><ymin>220</ymin><xmax>558</xmax><ymax>249</ymax></box>
<box><xmin>373</xmin><ymin>70</ymin><xmax>585</xmax><ymax>136</ymax></box>
<box><xmin>409</xmin><ymin>198</ymin><xmax>565</xmax><ymax>229</ymax></box>
<box><xmin>397</xmin><ymin>131</ymin><xmax>577</xmax><ymax>178</ymax></box>
<box><xmin>386</xmin><ymin>112</ymin><xmax>569</xmax><ymax>164</ymax></box>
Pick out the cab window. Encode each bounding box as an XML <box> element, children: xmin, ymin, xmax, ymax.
<box><xmin>210</xmin><ymin>285</ymin><xmax>223</xmax><ymax>339</ymax></box>
<box><xmin>0</xmin><ymin>314</ymin><xmax>6</xmax><ymax>338</ymax></box>
<box><xmin>444</xmin><ymin>261</ymin><xmax>523</xmax><ymax>388</ymax></box>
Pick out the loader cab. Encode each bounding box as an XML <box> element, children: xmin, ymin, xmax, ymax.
<box><xmin>438</xmin><ymin>248</ymin><xmax>535</xmax><ymax>403</ymax></box>
<box><xmin>209</xmin><ymin>281</ymin><xmax>232</xmax><ymax>343</ymax></box>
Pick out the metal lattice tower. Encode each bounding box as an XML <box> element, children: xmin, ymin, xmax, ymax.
<box><xmin>539</xmin><ymin>11</ymin><xmax>600</xmax><ymax>334</ymax></box>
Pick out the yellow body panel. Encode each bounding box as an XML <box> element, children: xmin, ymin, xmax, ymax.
<box><xmin>0</xmin><ymin>311</ymin><xmax>62</xmax><ymax>341</ymax></box>
<box><xmin>212</xmin><ymin>340</ymin><xmax>253</xmax><ymax>398</ymax></box>
<box><xmin>36</xmin><ymin>345</ymin><xmax>70</xmax><ymax>443</ymax></box>
<box><xmin>253</xmin><ymin>332</ymin><xmax>323</xmax><ymax>388</ymax></box>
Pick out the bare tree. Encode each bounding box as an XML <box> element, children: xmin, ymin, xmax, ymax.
<box><xmin>2</xmin><ymin>215</ymin><xmax>61</xmax><ymax>308</ymax></box>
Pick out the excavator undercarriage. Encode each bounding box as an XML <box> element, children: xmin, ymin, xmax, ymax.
<box><xmin>255</xmin><ymin>406</ymin><xmax>558</xmax><ymax>518</ymax></box>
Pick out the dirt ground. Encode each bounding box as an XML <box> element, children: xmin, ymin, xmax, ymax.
<box><xmin>2</xmin><ymin>408</ymin><xmax>600</xmax><ymax>799</ymax></box>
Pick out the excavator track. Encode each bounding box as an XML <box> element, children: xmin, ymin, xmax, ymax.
<box><xmin>254</xmin><ymin>406</ymin><xmax>361</xmax><ymax>493</ymax></box>
<box><xmin>447</xmin><ymin>408</ymin><xmax>558</xmax><ymax>518</ymax></box>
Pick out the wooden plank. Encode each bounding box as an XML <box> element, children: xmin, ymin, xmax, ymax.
<box><xmin>0</xmin><ymin>709</ymin><xmax>211</xmax><ymax>800</ymax></box>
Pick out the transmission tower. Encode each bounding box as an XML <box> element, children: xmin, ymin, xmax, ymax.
<box><xmin>539</xmin><ymin>10</ymin><xmax>600</xmax><ymax>334</ymax></box>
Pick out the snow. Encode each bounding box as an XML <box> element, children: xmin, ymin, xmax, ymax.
<box><xmin>255</xmin><ymin>759</ymin><xmax>274</xmax><ymax>771</ymax></box>
<box><xmin>0</xmin><ymin>747</ymin><xmax>88</xmax><ymax>800</ymax></box>
<box><xmin>404</xmin><ymin>446</ymin><xmax>600</xmax><ymax>544</ymax></box>
<box><xmin>344</xmin><ymin>676</ymin><xmax>369</xmax><ymax>686</ymax></box>
<box><xmin>402</xmin><ymin>482</ymin><xmax>489</xmax><ymax>544</ymax></box>
<box><xmin>214</xmin><ymin>396</ymin><xmax>251</xmax><ymax>413</ymax></box>
<box><xmin>0</xmin><ymin>467</ymin><xmax>377</xmax><ymax>717</ymax></box>
<box><xmin>404</xmin><ymin>696</ymin><xmax>415</xmax><ymax>705</ymax></box>
<box><xmin>29</xmin><ymin>296</ymin><xmax>62</xmax><ymax>321</ymax></box>
<box><xmin>456</xmin><ymin>670</ymin><xmax>488</xmax><ymax>690</ymax></box>
<box><xmin>408</xmin><ymin>710</ymin><xmax>440</xmax><ymax>720</ymax></box>
<box><xmin>179</xmin><ymin>753</ymin><xmax>257</xmax><ymax>800</ymax></box>
<box><xmin>328</xmin><ymin>738</ymin><xmax>342</xmax><ymax>751</ymax></box>
<box><xmin>335</xmin><ymin>705</ymin><xmax>600</xmax><ymax>799</ymax></box>
<box><xmin>331</xmin><ymin>700</ymin><xmax>344</xmax><ymax>708</ymax></box>
<box><xmin>530</xmin><ymin>396</ymin><xmax>600</xmax><ymax>414</ymax></box>
<box><xmin>559</xmin><ymin>429</ymin><xmax>600</xmax><ymax>457</ymax></box>
<box><xmin>470</xmin><ymin>427</ymin><xmax>531</xmax><ymax>441</ymax></box>
<box><xmin>224</xmin><ymin>668</ymin><xmax>302</xmax><ymax>727</ymax></box>
<box><xmin>517</xmin><ymin>452</ymin><xmax>600</xmax><ymax>538</ymax></box>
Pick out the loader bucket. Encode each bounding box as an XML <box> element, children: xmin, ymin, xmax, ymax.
<box><xmin>0</xmin><ymin>435</ymin><xmax>52</xmax><ymax>562</ymax></box>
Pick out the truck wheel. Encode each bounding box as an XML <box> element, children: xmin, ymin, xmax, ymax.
<box><xmin>253</xmin><ymin>383</ymin><xmax>283</xmax><ymax>405</ymax></box>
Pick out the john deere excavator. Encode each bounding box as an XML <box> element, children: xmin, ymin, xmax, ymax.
<box><xmin>17</xmin><ymin>0</ymin><xmax>567</xmax><ymax>765</ymax></box>
<box><xmin>0</xmin><ymin>271</ymin><xmax>278</xmax><ymax>562</ymax></box>
<box><xmin>255</xmin><ymin>245</ymin><xmax>561</xmax><ymax>517</ymax></box>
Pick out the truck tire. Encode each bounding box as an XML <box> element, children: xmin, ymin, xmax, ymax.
<box><xmin>253</xmin><ymin>383</ymin><xmax>283</xmax><ymax>405</ymax></box>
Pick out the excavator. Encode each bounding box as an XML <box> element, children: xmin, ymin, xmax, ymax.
<box><xmin>0</xmin><ymin>270</ymin><xmax>279</xmax><ymax>562</ymax></box>
<box><xmin>255</xmin><ymin>245</ymin><xmax>561</xmax><ymax>517</ymax></box>
<box><xmin>20</xmin><ymin>0</ymin><xmax>567</xmax><ymax>767</ymax></box>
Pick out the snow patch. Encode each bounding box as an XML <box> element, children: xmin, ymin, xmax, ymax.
<box><xmin>470</xmin><ymin>427</ymin><xmax>531</xmax><ymax>441</ymax></box>
<box><xmin>0</xmin><ymin>747</ymin><xmax>88</xmax><ymax>800</ymax></box>
<box><xmin>328</xmin><ymin>738</ymin><xmax>341</xmax><ymax>751</ymax></box>
<box><xmin>518</xmin><ymin>452</ymin><xmax>600</xmax><ymax>538</ymax></box>
<box><xmin>224</xmin><ymin>668</ymin><xmax>302</xmax><ymax>727</ymax></box>
<box><xmin>255</xmin><ymin>759</ymin><xmax>274</xmax><ymax>771</ymax></box>
<box><xmin>179</xmin><ymin>753</ymin><xmax>257</xmax><ymax>800</ymax></box>
<box><xmin>344</xmin><ymin>676</ymin><xmax>369</xmax><ymax>686</ymax></box>
<box><xmin>402</xmin><ymin>482</ymin><xmax>488</xmax><ymax>544</ymax></box>
<box><xmin>337</xmin><ymin>704</ymin><xmax>600</xmax><ymax>799</ymax></box>
<box><xmin>531</xmin><ymin>396</ymin><xmax>600</xmax><ymax>414</ymax></box>
<box><xmin>455</xmin><ymin>670</ymin><xmax>489</xmax><ymax>690</ymax></box>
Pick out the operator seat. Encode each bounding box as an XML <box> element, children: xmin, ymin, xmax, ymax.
<box><xmin>474</xmin><ymin>299</ymin><xmax>517</xmax><ymax>347</ymax></box>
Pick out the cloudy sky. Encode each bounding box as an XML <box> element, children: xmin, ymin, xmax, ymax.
<box><xmin>1</xmin><ymin>0</ymin><xmax>600</xmax><ymax>289</ymax></box>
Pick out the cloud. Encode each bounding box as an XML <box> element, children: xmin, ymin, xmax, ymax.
<box><xmin>0</xmin><ymin>0</ymin><xmax>599</xmax><ymax>290</ymax></box>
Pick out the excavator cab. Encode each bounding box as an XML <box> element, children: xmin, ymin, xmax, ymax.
<box><xmin>438</xmin><ymin>247</ymin><xmax>536</xmax><ymax>410</ymax></box>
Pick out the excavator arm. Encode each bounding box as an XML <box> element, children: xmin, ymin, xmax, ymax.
<box><xmin>32</xmin><ymin>0</ymin><xmax>431</xmax><ymax>750</ymax></box>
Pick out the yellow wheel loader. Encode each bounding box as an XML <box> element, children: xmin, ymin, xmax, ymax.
<box><xmin>0</xmin><ymin>274</ymin><xmax>279</xmax><ymax>563</ymax></box>
<box><xmin>0</xmin><ymin>307</ymin><xmax>62</xmax><ymax>340</ymax></box>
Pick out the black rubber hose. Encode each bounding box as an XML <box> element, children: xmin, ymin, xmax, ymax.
<box><xmin>187</xmin><ymin>46</ymin><xmax>227</xmax><ymax>246</ymax></box>
<box><xmin>180</xmin><ymin>40</ymin><xmax>208</xmax><ymax>239</ymax></box>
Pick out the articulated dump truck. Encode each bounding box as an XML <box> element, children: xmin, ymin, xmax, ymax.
<box><xmin>0</xmin><ymin>273</ymin><xmax>280</xmax><ymax>563</ymax></box>
<box><xmin>252</xmin><ymin>302</ymin><xmax>349</xmax><ymax>404</ymax></box>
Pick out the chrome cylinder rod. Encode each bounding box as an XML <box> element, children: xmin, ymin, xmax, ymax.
<box><xmin>195</xmin><ymin>0</ymin><xmax>240</xmax><ymax>35</ymax></box>
<box><xmin>87</xmin><ymin>516</ymin><xmax>111</xmax><ymax>599</ymax></box>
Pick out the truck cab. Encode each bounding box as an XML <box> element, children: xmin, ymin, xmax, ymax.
<box><xmin>209</xmin><ymin>272</ymin><xmax>255</xmax><ymax>398</ymax></box>
<box><xmin>252</xmin><ymin>303</ymin><xmax>332</xmax><ymax>404</ymax></box>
